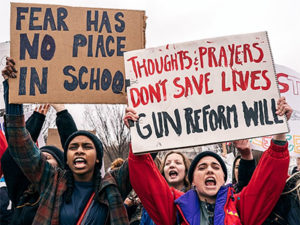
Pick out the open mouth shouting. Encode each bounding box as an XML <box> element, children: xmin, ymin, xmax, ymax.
<box><xmin>73</xmin><ymin>157</ymin><xmax>87</xmax><ymax>169</ymax></box>
<box><xmin>169</xmin><ymin>170</ymin><xmax>179</xmax><ymax>179</ymax></box>
<box><xmin>205</xmin><ymin>177</ymin><xmax>216</xmax><ymax>187</ymax></box>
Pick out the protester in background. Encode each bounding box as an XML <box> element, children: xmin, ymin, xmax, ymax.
<box><xmin>127</xmin><ymin>96</ymin><xmax>291</xmax><ymax>225</ymax></box>
<box><xmin>231</xmin><ymin>140</ymin><xmax>256</xmax><ymax>194</ymax></box>
<box><xmin>0</xmin><ymin>105</ymin><xmax>49</xmax><ymax>225</ymax></box>
<box><xmin>281</xmin><ymin>173</ymin><xmax>300</xmax><ymax>225</ymax></box>
<box><xmin>160</xmin><ymin>151</ymin><xmax>191</xmax><ymax>192</ymax></box>
<box><xmin>2</xmin><ymin>57</ymin><xmax>132</xmax><ymax>224</ymax></box>
<box><xmin>1</xmin><ymin>104</ymin><xmax>51</xmax><ymax>206</ymax></box>
<box><xmin>9</xmin><ymin>146</ymin><xmax>64</xmax><ymax>225</ymax></box>
<box><xmin>232</xmin><ymin>155</ymin><xmax>241</xmax><ymax>185</ymax></box>
<box><xmin>230</xmin><ymin>143</ymin><xmax>300</xmax><ymax>225</ymax></box>
<box><xmin>263</xmin><ymin>171</ymin><xmax>300</xmax><ymax>225</ymax></box>
<box><xmin>124</xmin><ymin>109</ymin><xmax>191</xmax><ymax>191</ymax></box>
<box><xmin>1</xmin><ymin>103</ymin><xmax>77</xmax><ymax>207</ymax></box>
<box><xmin>231</xmin><ymin>142</ymin><xmax>300</xmax><ymax>224</ymax></box>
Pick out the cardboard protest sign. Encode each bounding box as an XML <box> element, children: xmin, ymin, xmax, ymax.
<box><xmin>10</xmin><ymin>3</ymin><xmax>145</xmax><ymax>104</ymax></box>
<box><xmin>251</xmin><ymin>65</ymin><xmax>300</xmax><ymax>156</ymax></box>
<box><xmin>125</xmin><ymin>32</ymin><xmax>289</xmax><ymax>153</ymax></box>
<box><xmin>46</xmin><ymin>128</ymin><xmax>62</xmax><ymax>149</ymax></box>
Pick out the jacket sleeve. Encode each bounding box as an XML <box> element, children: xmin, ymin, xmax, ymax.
<box><xmin>56</xmin><ymin>109</ymin><xmax>77</xmax><ymax>149</ymax></box>
<box><xmin>128</xmin><ymin>147</ymin><xmax>177</xmax><ymax>225</ymax></box>
<box><xmin>5</xmin><ymin>115</ymin><xmax>55</xmax><ymax>194</ymax></box>
<box><xmin>235</xmin><ymin>158</ymin><xmax>256</xmax><ymax>193</ymax></box>
<box><xmin>25</xmin><ymin>111</ymin><xmax>46</xmax><ymax>143</ymax></box>
<box><xmin>238</xmin><ymin>140</ymin><xmax>289</xmax><ymax>225</ymax></box>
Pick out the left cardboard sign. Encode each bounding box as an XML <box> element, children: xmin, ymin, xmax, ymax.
<box><xmin>10</xmin><ymin>3</ymin><xmax>145</xmax><ymax>104</ymax></box>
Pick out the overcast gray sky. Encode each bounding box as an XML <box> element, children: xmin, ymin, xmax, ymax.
<box><xmin>1</xmin><ymin>0</ymin><xmax>300</xmax><ymax>72</ymax></box>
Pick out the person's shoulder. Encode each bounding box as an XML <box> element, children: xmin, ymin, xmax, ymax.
<box><xmin>102</xmin><ymin>171</ymin><xmax>116</xmax><ymax>184</ymax></box>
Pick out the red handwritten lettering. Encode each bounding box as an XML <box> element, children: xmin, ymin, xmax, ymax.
<box><xmin>252</xmin><ymin>43</ymin><xmax>264</xmax><ymax>63</ymax></box>
<box><xmin>261</xmin><ymin>70</ymin><xmax>271</xmax><ymax>90</ymax></box>
<box><xmin>277</xmin><ymin>73</ymin><xmax>289</xmax><ymax>93</ymax></box>
<box><xmin>130</xmin><ymin>79</ymin><xmax>168</xmax><ymax>107</ymax></box>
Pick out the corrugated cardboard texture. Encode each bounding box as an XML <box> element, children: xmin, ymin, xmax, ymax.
<box><xmin>10</xmin><ymin>3</ymin><xmax>145</xmax><ymax>104</ymax></box>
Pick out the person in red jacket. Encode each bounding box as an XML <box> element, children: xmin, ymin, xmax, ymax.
<box><xmin>127</xmin><ymin>97</ymin><xmax>292</xmax><ymax>225</ymax></box>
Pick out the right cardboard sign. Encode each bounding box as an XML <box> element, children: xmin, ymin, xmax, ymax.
<box><xmin>125</xmin><ymin>32</ymin><xmax>289</xmax><ymax>153</ymax></box>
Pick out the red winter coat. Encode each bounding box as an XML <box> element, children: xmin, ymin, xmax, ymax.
<box><xmin>129</xmin><ymin>140</ymin><xmax>289</xmax><ymax>225</ymax></box>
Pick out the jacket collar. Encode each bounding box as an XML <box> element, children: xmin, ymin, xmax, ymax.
<box><xmin>174</xmin><ymin>184</ymin><xmax>231</xmax><ymax>225</ymax></box>
<box><xmin>175</xmin><ymin>189</ymin><xmax>200</xmax><ymax>225</ymax></box>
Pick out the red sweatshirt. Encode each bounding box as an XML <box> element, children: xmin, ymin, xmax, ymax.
<box><xmin>129</xmin><ymin>140</ymin><xmax>289</xmax><ymax>225</ymax></box>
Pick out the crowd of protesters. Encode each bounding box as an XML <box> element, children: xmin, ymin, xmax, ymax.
<box><xmin>0</xmin><ymin>56</ymin><xmax>299</xmax><ymax>225</ymax></box>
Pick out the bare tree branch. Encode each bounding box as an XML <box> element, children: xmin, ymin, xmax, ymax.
<box><xmin>83</xmin><ymin>104</ymin><xmax>130</xmax><ymax>166</ymax></box>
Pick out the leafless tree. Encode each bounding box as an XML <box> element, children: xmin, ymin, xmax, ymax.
<box><xmin>83</xmin><ymin>104</ymin><xmax>130</xmax><ymax>166</ymax></box>
<box><xmin>24</xmin><ymin>105</ymin><xmax>57</xmax><ymax>144</ymax></box>
<box><xmin>3</xmin><ymin>104</ymin><xmax>57</xmax><ymax>144</ymax></box>
<box><xmin>40</xmin><ymin>107</ymin><xmax>57</xmax><ymax>143</ymax></box>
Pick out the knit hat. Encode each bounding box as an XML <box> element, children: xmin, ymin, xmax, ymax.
<box><xmin>188</xmin><ymin>151</ymin><xmax>227</xmax><ymax>183</ymax></box>
<box><xmin>64</xmin><ymin>131</ymin><xmax>103</xmax><ymax>168</ymax></box>
<box><xmin>40</xmin><ymin>145</ymin><xmax>64</xmax><ymax>168</ymax></box>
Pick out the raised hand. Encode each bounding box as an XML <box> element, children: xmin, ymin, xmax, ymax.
<box><xmin>2</xmin><ymin>57</ymin><xmax>17</xmax><ymax>80</ymax></box>
<box><xmin>233</xmin><ymin>139</ymin><xmax>253</xmax><ymax>160</ymax></box>
<box><xmin>123</xmin><ymin>107</ymin><xmax>139</xmax><ymax>128</ymax></box>
<box><xmin>276</xmin><ymin>96</ymin><xmax>293</xmax><ymax>121</ymax></box>
<box><xmin>35</xmin><ymin>104</ymin><xmax>50</xmax><ymax>116</ymax></box>
<box><xmin>274</xmin><ymin>96</ymin><xmax>293</xmax><ymax>141</ymax></box>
